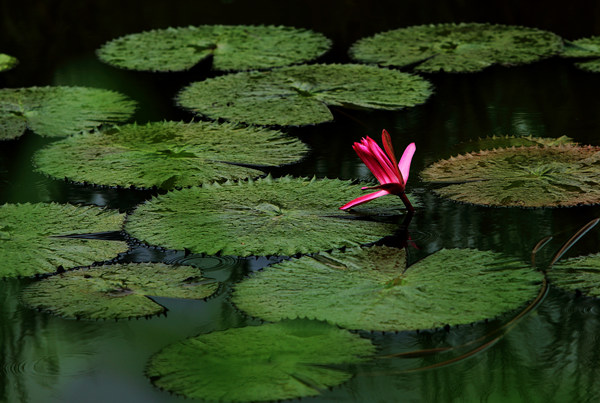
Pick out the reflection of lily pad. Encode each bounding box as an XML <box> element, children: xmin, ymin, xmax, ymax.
<box><xmin>0</xmin><ymin>203</ymin><xmax>127</xmax><ymax>278</ymax></box>
<box><xmin>33</xmin><ymin>121</ymin><xmax>308</xmax><ymax>189</ymax></box>
<box><xmin>176</xmin><ymin>64</ymin><xmax>433</xmax><ymax>126</ymax></box>
<box><xmin>146</xmin><ymin>319</ymin><xmax>375</xmax><ymax>402</ymax></box>
<box><xmin>125</xmin><ymin>176</ymin><xmax>407</xmax><ymax>257</ymax></box>
<box><xmin>562</xmin><ymin>37</ymin><xmax>600</xmax><ymax>72</ymax></box>
<box><xmin>0</xmin><ymin>54</ymin><xmax>18</xmax><ymax>72</ymax></box>
<box><xmin>421</xmin><ymin>145</ymin><xmax>600</xmax><ymax>207</ymax></box>
<box><xmin>97</xmin><ymin>25</ymin><xmax>331</xmax><ymax>72</ymax></box>
<box><xmin>549</xmin><ymin>254</ymin><xmax>600</xmax><ymax>297</ymax></box>
<box><xmin>232</xmin><ymin>246</ymin><xmax>542</xmax><ymax>331</ymax></box>
<box><xmin>350</xmin><ymin>23</ymin><xmax>563</xmax><ymax>73</ymax></box>
<box><xmin>0</xmin><ymin>86</ymin><xmax>136</xmax><ymax>140</ymax></box>
<box><xmin>20</xmin><ymin>262</ymin><xmax>218</xmax><ymax>320</ymax></box>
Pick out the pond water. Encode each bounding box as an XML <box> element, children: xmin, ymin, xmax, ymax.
<box><xmin>2</xmin><ymin>1</ymin><xmax>600</xmax><ymax>402</ymax></box>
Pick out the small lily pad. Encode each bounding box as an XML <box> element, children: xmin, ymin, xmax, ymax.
<box><xmin>548</xmin><ymin>254</ymin><xmax>600</xmax><ymax>297</ymax></box>
<box><xmin>97</xmin><ymin>25</ymin><xmax>331</xmax><ymax>72</ymax></box>
<box><xmin>0</xmin><ymin>203</ymin><xmax>128</xmax><ymax>278</ymax></box>
<box><xmin>421</xmin><ymin>144</ymin><xmax>600</xmax><ymax>207</ymax></box>
<box><xmin>0</xmin><ymin>53</ymin><xmax>18</xmax><ymax>72</ymax></box>
<box><xmin>562</xmin><ymin>37</ymin><xmax>600</xmax><ymax>72</ymax></box>
<box><xmin>33</xmin><ymin>121</ymin><xmax>309</xmax><ymax>189</ymax></box>
<box><xmin>349</xmin><ymin>23</ymin><xmax>563</xmax><ymax>73</ymax></box>
<box><xmin>0</xmin><ymin>86</ymin><xmax>136</xmax><ymax>140</ymax></box>
<box><xmin>20</xmin><ymin>262</ymin><xmax>219</xmax><ymax>320</ymax></box>
<box><xmin>232</xmin><ymin>246</ymin><xmax>543</xmax><ymax>331</ymax></box>
<box><xmin>176</xmin><ymin>64</ymin><xmax>433</xmax><ymax>126</ymax></box>
<box><xmin>146</xmin><ymin>319</ymin><xmax>375</xmax><ymax>402</ymax></box>
<box><xmin>125</xmin><ymin>176</ymin><xmax>408</xmax><ymax>257</ymax></box>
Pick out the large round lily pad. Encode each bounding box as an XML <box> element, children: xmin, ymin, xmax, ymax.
<box><xmin>176</xmin><ymin>64</ymin><xmax>433</xmax><ymax>126</ymax></box>
<box><xmin>33</xmin><ymin>121</ymin><xmax>309</xmax><ymax>189</ymax></box>
<box><xmin>349</xmin><ymin>23</ymin><xmax>563</xmax><ymax>73</ymax></box>
<box><xmin>0</xmin><ymin>203</ymin><xmax>128</xmax><ymax>278</ymax></box>
<box><xmin>125</xmin><ymin>176</ymin><xmax>408</xmax><ymax>257</ymax></box>
<box><xmin>0</xmin><ymin>53</ymin><xmax>18</xmax><ymax>72</ymax></box>
<box><xmin>20</xmin><ymin>262</ymin><xmax>219</xmax><ymax>320</ymax></box>
<box><xmin>146</xmin><ymin>319</ymin><xmax>375</xmax><ymax>402</ymax></box>
<box><xmin>421</xmin><ymin>144</ymin><xmax>600</xmax><ymax>207</ymax></box>
<box><xmin>0</xmin><ymin>86</ymin><xmax>136</xmax><ymax>140</ymax></box>
<box><xmin>561</xmin><ymin>37</ymin><xmax>600</xmax><ymax>72</ymax></box>
<box><xmin>97</xmin><ymin>25</ymin><xmax>331</xmax><ymax>72</ymax></box>
<box><xmin>232</xmin><ymin>246</ymin><xmax>543</xmax><ymax>331</ymax></box>
<box><xmin>548</xmin><ymin>253</ymin><xmax>600</xmax><ymax>297</ymax></box>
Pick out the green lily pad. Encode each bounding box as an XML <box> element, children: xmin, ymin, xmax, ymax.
<box><xmin>349</xmin><ymin>23</ymin><xmax>563</xmax><ymax>73</ymax></box>
<box><xmin>20</xmin><ymin>262</ymin><xmax>219</xmax><ymax>320</ymax></box>
<box><xmin>0</xmin><ymin>53</ymin><xmax>18</xmax><ymax>72</ymax></box>
<box><xmin>562</xmin><ymin>37</ymin><xmax>600</xmax><ymax>72</ymax></box>
<box><xmin>232</xmin><ymin>246</ymin><xmax>543</xmax><ymax>331</ymax></box>
<box><xmin>125</xmin><ymin>176</ymin><xmax>408</xmax><ymax>257</ymax></box>
<box><xmin>176</xmin><ymin>64</ymin><xmax>433</xmax><ymax>126</ymax></box>
<box><xmin>0</xmin><ymin>203</ymin><xmax>128</xmax><ymax>278</ymax></box>
<box><xmin>146</xmin><ymin>319</ymin><xmax>375</xmax><ymax>402</ymax></box>
<box><xmin>33</xmin><ymin>121</ymin><xmax>309</xmax><ymax>189</ymax></box>
<box><xmin>97</xmin><ymin>25</ymin><xmax>331</xmax><ymax>72</ymax></box>
<box><xmin>0</xmin><ymin>86</ymin><xmax>136</xmax><ymax>140</ymax></box>
<box><xmin>421</xmin><ymin>144</ymin><xmax>600</xmax><ymax>207</ymax></box>
<box><xmin>548</xmin><ymin>253</ymin><xmax>600</xmax><ymax>297</ymax></box>
<box><xmin>453</xmin><ymin>135</ymin><xmax>575</xmax><ymax>155</ymax></box>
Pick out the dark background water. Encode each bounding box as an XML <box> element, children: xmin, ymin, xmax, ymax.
<box><xmin>2</xmin><ymin>1</ymin><xmax>600</xmax><ymax>402</ymax></box>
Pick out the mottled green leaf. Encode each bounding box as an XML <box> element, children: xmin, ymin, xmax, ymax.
<box><xmin>549</xmin><ymin>253</ymin><xmax>600</xmax><ymax>297</ymax></box>
<box><xmin>350</xmin><ymin>23</ymin><xmax>563</xmax><ymax>73</ymax></box>
<box><xmin>176</xmin><ymin>64</ymin><xmax>433</xmax><ymax>126</ymax></box>
<box><xmin>33</xmin><ymin>121</ymin><xmax>308</xmax><ymax>189</ymax></box>
<box><xmin>453</xmin><ymin>135</ymin><xmax>575</xmax><ymax>155</ymax></box>
<box><xmin>125</xmin><ymin>176</ymin><xmax>409</xmax><ymax>257</ymax></box>
<box><xmin>0</xmin><ymin>53</ymin><xmax>18</xmax><ymax>72</ymax></box>
<box><xmin>421</xmin><ymin>144</ymin><xmax>600</xmax><ymax>207</ymax></box>
<box><xmin>20</xmin><ymin>262</ymin><xmax>218</xmax><ymax>320</ymax></box>
<box><xmin>146</xmin><ymin>319</ymin><xmax>375</xmax><ymax>402</ymax></box>
<box><xmin>97</xmin><ymin>25</ymin><xmax>331</xmax><ymax>72</ymax></box>
<box><xmin>0</xmin><ymin>203</ymin><xmax>127</xmax><ymax>278</ymax></box>
<box><xmin>232</xmin><ymin>247</ymin><xmax>543</xmax><ymax>331</ymax></box>
<box><xmin>562</xmin><ymin>37</ymin><xmax>600</xmax><ymax>72</ymax></box>
<box><xmin>0</xmin><ymin>86</ymin><xmax>136</xmax><ymax>140</ymax></box>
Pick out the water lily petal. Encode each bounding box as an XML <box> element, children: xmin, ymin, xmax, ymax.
<box><xmin>381</xmin><ymin>129</ymin><xmax>404</xmax><ymax>183</ymax></box>
<box><xmin>399</xmin><ymin>142</ymin><xmax>416</xmax><ymax>183</ymax></box>
<box><xmin>339</xmin><ymin>189</ymin><xmax>390</xmax><ymax>210</ymax></box>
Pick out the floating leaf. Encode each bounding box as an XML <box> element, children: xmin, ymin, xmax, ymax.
<box><xmin>125</xmin><ymin>176</ymin><xmax>408</xmax><ymax>257</ymax></box>
<box><xmin>421</xmin><ymin>144</ymin><xmax>600</xmax><ymax>207</ymax></box>
<box><xmin>176</xmin><ymin>64</ymin><xmax>433</xmax><ymax>126</ymax></box>
<box><xmin>146</xmin><ymin>319</ymin><xmax>375</xmax><ymax>401</ymax></box>
<box><xmin>232</xmin><ymin>246</ymin><xmax>543</xmax><ymax>331</ymax></box>
<box><xmin>0</xmin><ymin>203</ymin><xmax>127</xmax><ymax>278</ymax></box>
<box><xmin>20</xmin><ymin>262</ymin><xmax>218</xmax><ymax>320</ymax></box>
<box><xmin>453</xmin><ymin>135</ymin><xmax>575</xmax><ymax>155</ymax></box>
<box><xmin>562</xmin><ymin>37</ymin><xmax>600</xmax><ymax>72</ymax></box>
<box><xmin>349</xmin><ymin>23</ymin><xmax>563</xmax><ymax>73</ymax></box>
<box><xmin>33</xmin><ymin>121</ymin><xmax>309</xmax><ymax>189</ymax></box>
<box><xmin>549</xmin><ymin>254</ymin><xmax>600</xmax><ymax>297</ymax></box>
<box><xmin>0</xmin><ymin>53</ymin><xmax>18</xmax><ymax>72</ymax></box>
<box><xmin>0</xmin><ymin>86</ymin><xmax>136</xmax><ymax>140</ymax></box>
<box><xmin>97</xmin><ymin>25</ymin><xmax>331</xmax><ymax>72</ymax></box>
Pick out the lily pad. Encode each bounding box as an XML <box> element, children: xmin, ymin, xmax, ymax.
<box><xmin>176</xmin><ymin>64</ymin><xmax>433</xmax><ymax>126</ymax></box>
<box><xmin>146</xmin><ymin>319</ymin><xmax>375</xmax><ymax>402</ymax></box>
<box><xmin>33</xmin><ymin>121</ymin><xmax>309</xmax><ymax>189</ymax></box>
<box><xmin>97</xmin><ymin>25</ymin><xmax>331</xmax><ymax>72</ymax></box>
<box><xmin>125</xmin><ymin>176</ymin><xmax>408</xmax><ymax>257</ymax></box>
<box><xmin>421</xmin><ymin>144</ymin><xmax>600</xmax><ymax>207</ymax></box>
<box><xmin>562</xmin><ymin>37</ymin><xmax>600</xmax><ymax>72</ymax></box>
<box><xmin>0</xmin><ymin>86</ymin><xmax>136</xmax><ymax>140</ymax></box>
<box><xmin>0</xmin><ymin>53</ymin><xmax>18</xmax><ymax>72</ymax></box>
<box><xmin>349</xmin><ymin>23</ymin><xmax>563</xmax><ymax>73</ymax></box>
<box><xmin>232</xmin><ymin>246</ymin><xmax>543</xmax><ymax>331</ymax></box>
<box><xmin>0</xmin><ymin>203</ymin><xmax>128</xmax><ymax>278</ymax></box>
<box><xmin>453</xmin><ymin>135</ymin><xmax>575</xmax><ymax>155</ymax></box>
<box><xmin>548</xmin><ymin>253</ymin><xmax>600</xmax><ymax>297</ymax></box>
<box><xmin>20</xmin><ymin>262</ymin><xmax>219</xmax><ymax>320</ymax></box>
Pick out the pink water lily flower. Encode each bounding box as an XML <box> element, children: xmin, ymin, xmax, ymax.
<box><xmin>340</xmin><ymin>129</ymin><xmax>415</xmax><ymax>212</ymax></box>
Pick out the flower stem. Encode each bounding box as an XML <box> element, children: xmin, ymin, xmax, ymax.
<box><xmin>399</xmin><ymin>192</ymin><xmax>415</xmax><ymax>214</ymax></box>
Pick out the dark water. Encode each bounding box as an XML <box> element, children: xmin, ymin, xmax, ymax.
<box><xmin>2</xmin><ymin>1</ymin><xmax>600</xmax><ymax>402</ymax></box>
